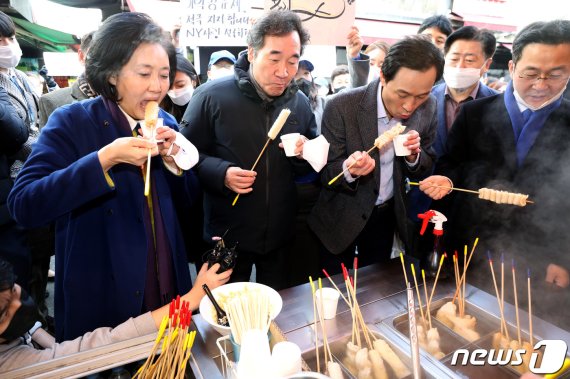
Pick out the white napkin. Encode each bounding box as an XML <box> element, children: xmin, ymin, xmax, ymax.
<box><xmin>140</xmin><ymin>118</ymin><xmax>164</xmax><ymax>141</ymax></box>
<box><xmin>302</xmin><ymin>135</ymin><xmax>329</xmax><ymax>172</ymax></box>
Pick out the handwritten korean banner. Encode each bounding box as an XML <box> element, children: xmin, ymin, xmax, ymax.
<box><xmin>180</xmin><ymin>0</ymin><xmax>252</xmax><ymax>46</ymax></box>
<box><xmin>265</xmin><ymin>0</ymin><xmax>356</xmax><ymax>46</ymax></box>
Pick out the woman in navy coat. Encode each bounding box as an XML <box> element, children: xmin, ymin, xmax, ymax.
<box><xmin>8</xmin><ymin>13</ymin><xmax>209</xmax><ymax>341</ymax></box>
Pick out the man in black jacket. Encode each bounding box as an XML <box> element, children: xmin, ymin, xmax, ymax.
<box><xmin>182</xmin><ymin>10</ymin><xmax>317</xmax><ymax>290</ymax></box>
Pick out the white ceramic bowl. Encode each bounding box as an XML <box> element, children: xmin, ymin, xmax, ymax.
<box><xmin>199</xmin><ymin>281</ymin><xmax>283</xmax><ymax>336</ymax></box>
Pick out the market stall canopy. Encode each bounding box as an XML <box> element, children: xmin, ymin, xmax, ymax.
<box><xmin>11</xmin><ymin>16</ymin><xmax>78</xmax><ymax>52</ymax></box>
<box><xmin>0</xmin><ymin>0</ymin><xmax>121</xmax><ymax>55</ymax></box>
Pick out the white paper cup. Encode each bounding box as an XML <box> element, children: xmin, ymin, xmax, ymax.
<box><xmin>280</xmin><ymin>133</ymin><xmax>301</xmax><ymax>157</ymax></box>
<box><xmin>393</xmin><ymin>134</ymin><xmax>412</xmax><ymax>156</ymax></box>
<box><xmin>272</xmin><ymin>341</ymin><xmax>302</xmax><ymax>376</ymax></box>
<box><xmin>237</xmin><ymin>329</ymin><xmax>272</xmax><ymax>379</ymax></box>
<box><xmin>315</xmin><ymin>287</ymin><xmax>340</xmax><ymax>320</ymax></box>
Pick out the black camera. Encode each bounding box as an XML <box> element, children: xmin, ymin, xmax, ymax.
<box><xmin>203</xmin><ymin>235</ymin><xmax>238</xmax><ymax>274</ymax></box>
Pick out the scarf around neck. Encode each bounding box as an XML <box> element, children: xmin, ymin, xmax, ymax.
<box><xmin>503</xmin><ymin>81</ymin><xmax>563</xmax><ymax>167</ymax></box>
<box><xmin>102</xmin><ymin>97</ymin><xmax>177</xmax><ymax>310</ymax></box>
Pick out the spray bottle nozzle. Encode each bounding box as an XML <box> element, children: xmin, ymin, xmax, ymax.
<box><xmin>417</xmin><ymin>210</ymin><xmax>447</xmax><ymax>236</ymax></box>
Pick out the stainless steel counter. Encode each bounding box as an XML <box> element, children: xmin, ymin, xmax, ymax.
<box><xmin>5</xmin><ymin>259</ymin><xmax>569</xmax><ymax>378</ymax></box>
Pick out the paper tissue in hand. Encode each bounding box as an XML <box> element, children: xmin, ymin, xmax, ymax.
<box><xmin>302</xmin><ymin>135</ymin><xmax>329</xmax><ymax>172</ymax></box>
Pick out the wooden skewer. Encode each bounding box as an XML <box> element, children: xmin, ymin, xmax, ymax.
<box><xmin>410</xmin><ymin>264</ymin><xmax>426</xmax><ymax>326</ymax></box>
<box><xmin>408</xmin><ymin>182</ymin><xmax>534</xmax><ymax>204</ymax></box>
<box><xmin>421</xmin><ymin>269</ymin><xmax>432</xmax><ymax>330</ymax></box>
<box><xmin>323</xmin><ymin>270</ymin><xmax>350</xmax><ymax>306</ymax></box>
<box><xmin>232</xmin><ymin>108</ymin><xmax>290</xmax><ymax>206</ymax></box>
<box><xmin>399</xmin><ymin>252</ymin><xmax>409</xmax><ymax>286</ymax></box>
<box><xmin>427</xmin><ymin>254</ymin><xmax>446</xmax><ymax>312</ymax></box>
<box><xmin>309</xmin><ymin>277</ymin><xmax>320</xmax><ymax>374</ymax></box>
<box><xmin>512</xmin><ymin>261</ymin><xmax>522</xmax><ymax>345</ymax></box>
<box><xmin>452</xmin><ymin>238</ymin><xmax>479</xmax><ymax>303</ymax></box>
<box><xmin>462</xmin><ymin>247</ymin><xmax>467</xmax><ymax>317</ymax></box>
<box><xmin>453</xmin><ymin>253</ymin><xmax>461</xmax><ymax>317</ymax></box>
<box><xmin>232</xmin><ymin>138</ymin><xmax>271</xmax><ymax>206</ymax></box>
<box><xmin>328</xmin><ymin>145</ymin><xmax>377</xmax><ymax>185</ymax></box>
<box><xmin>317</xmin><ymin>278</ymin><xmax>333</xmax><ymax>363</ymax></box>
<box><xmin>528</xmin><ymin>269</ymin><xmax>533</xmax><ymax>346</ymax></box>
<box><xmin>500</xmin><ymin>253</ymin><xmax>505</xmax><ymax>337</ymax></box>
<box><xmin>488</xmin><ymin>253</ymin><xmax>510</xmax><ymax>341</ymax></box>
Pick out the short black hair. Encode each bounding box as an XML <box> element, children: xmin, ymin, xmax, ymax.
<box><xmin>85</xmin><ymin>12</ymin><xmax>176</xmax><ymax>102</ymax></box>
<box><xmin>418</xmin><ymin>15</ymin><xmax>453</xmax><ymax>37</ymax></box>
<box><xmin>512</xmin><ymin>19</ymin><xmax>570</xmax><ymax>64</ymax></box>
<box><xmin>444</xmin><ymin>26</ymin><xmax>497</xmax><ymax>59</ymax></box>
<box><xmin>330</xmin><ymin>64</ymin><xmax>349</xmax><ymax>83</ymax></box>
<box><xmin>246</xmin><ymin>10</ymin><xmax>310</xmax><ymax>56</ymax></box>
<box><xmin>0</xmin><ymin>11</ymin><xmax>16</xmax><ymax>38</ymax></box>
<box><xmin>0</xmin><ymin>259</ymin><xmax>16</xmax><ymax>292</ymax></box>
<box><xmin>382</xmin><ymin>35</ymin><xmax>444</xmax><ymax>83</ymax></box>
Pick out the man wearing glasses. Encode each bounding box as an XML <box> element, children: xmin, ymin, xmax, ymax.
<box><xmin>418</xmin><ymin>20</ymin><xmax>570</xmax><ymax>329</ymax></box>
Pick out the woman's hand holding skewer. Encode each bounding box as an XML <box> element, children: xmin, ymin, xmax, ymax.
<box><xmin>98</xmin><ymin>137</ymin><xmax>158</xmax><ymax>172</ymax></box>
<box><xmin>419</xmin><ymin>175</ymin><xmax>454</xmax><ymax>200</ymax></box>
<box><xmin>346</xmin><ymin>151</ymin><xmax>375</xmax><ymax>177</ymax></box>
<box><xmin>225</xmin><ymin>167</ymin><xmax>256</xmax><ymax>194</ymax></box>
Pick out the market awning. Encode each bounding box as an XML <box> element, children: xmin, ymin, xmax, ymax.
<box><xmin>11</xmin><ymin>16</ymin><xmax>79</xmax><ymax>52</ymax></box>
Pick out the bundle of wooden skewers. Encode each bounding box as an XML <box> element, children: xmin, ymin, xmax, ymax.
<box><xmin>225</xmin><ymin>288</ymin><xmax>272</xmax><ymax>346</ymax></box>
<box><xmin>133</xmin><ymin>296</ymin><xmax>196</xmax><ymax>379</ymax></box>
<box><xmin>310</xmin><ymin>258</ymin><xmax>412</xmax><ymax>379</ymax></box>
<box><xmin>433</xmin><ymin>239</ymin><xmax>482</xmax><ymax>343</ymax></box>
<box><xmin>400</xmin><ymin>252</ymin><xmax>445</xmax><ymax>360</ymax></box>
<box><xmin>487</xmin><ymin>251</ymin><xmax>536</xmax><ymax>374</ymax></box>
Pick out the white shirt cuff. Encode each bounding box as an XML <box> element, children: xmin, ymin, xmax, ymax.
<box><xmin>405</xmin><ymin>151</ymin><xmax>420</xmax><ymax>167</ymax></box>
<box><xmin>169</xmin><ymin>132</ymin><xmax>199</xmax><ymax>171</ymax></box>
<box><xmin>342</xmin><ymin>160</ymin><xmax>358</xmax><ymax>183</ymax></box>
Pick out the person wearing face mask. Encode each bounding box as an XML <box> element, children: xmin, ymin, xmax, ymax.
<box><xmin>294</xmin><ymin>59</ymin><xmax>325</xmax><ymax>133</ymax></box>
<box><xmin>433</xmin><ymin>27</ymin><xmax>499</xmax><ymax>159</ymax></box>
<box><xmin>160</xmin><ymin>54</ymin><xmax>209</xmax><ymax>269</ymax></box>
<box><xmin>418</xmin><ymin>20</ymin><xmax>570</xmax><ymax>330</ymax></box>
<box><xmin>0</xmin><ymin>11</ymin><xmax>48</xmax><ymax>321</ymax></box>
<box><xmin>330</xmin><ymin>65</ymin><xmax>350</xmax><ymax>95</ymax></box>
<box><xmin>0</xmin><ymin>258</ymin><xmax>230</xmax><ymax>373</ymax></box>
<box><xmin>0</xmin><ymin>12</ymin><xmax>39</xmax><ymax>181</ymax></box>
<box><xmin>206</xmin><ymin>49</ymin><xmax>236</xmax><ymax>81</ymax></box>
<box><xmin>162</xmin><ymin>53</ymin><xmax>200</xmax><ymax>123</ymax></box>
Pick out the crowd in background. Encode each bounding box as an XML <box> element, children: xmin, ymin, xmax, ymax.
<box><xmin>0</xmin><ymin>7</ymin><xmax>569</xmax><ymax>378</ymax></box>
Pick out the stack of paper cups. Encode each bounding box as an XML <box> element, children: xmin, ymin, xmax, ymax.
<box><xmin>237</xmin><ymin>329</ymin><xmax>272</xmax><ymax>379</ymax></box>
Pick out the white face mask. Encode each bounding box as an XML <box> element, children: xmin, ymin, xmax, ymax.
<box><xmin>0</xmin><ymin>40</ymin><xmax>22</xmax><ymax>69</ymax></box>
<box><xmin>208</xmin><ymin>66</ymin><xmax>233</xmax><ymax>80</ymax></box>
<box><xmin>513</xmin><ymin>82</ymin><xmax>568</xmax><ymax>112</ymax></box>
<box><xmin>367</xmin><ymin>66</ymin><xmax>380</xmax><ymax>84</ymax></box>
<box><xmin>443</xmin><ymin>66</ymin><xmax>482</xmax><ymax>90</ymax></box>
<box><xmin>167</xmin><ymin>85</ymin><xmax>194</xmax><ymax>106</ymax></box>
